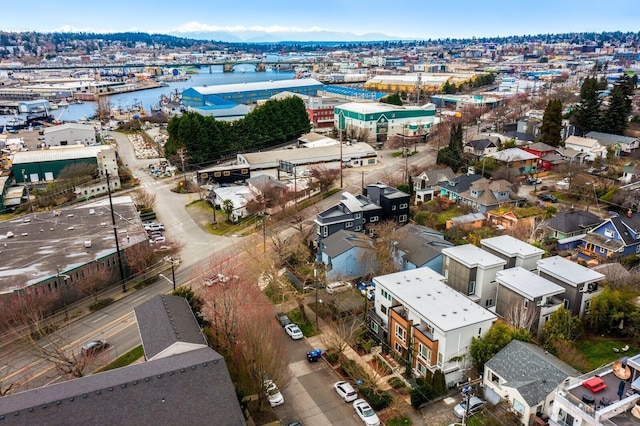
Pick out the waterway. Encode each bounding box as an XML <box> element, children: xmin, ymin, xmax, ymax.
<box><xmin>1</xmin><ymin>64</ymin><xmax>295</xmax><ymax>125</ymax></box>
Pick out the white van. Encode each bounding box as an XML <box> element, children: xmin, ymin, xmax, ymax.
<box><xmin>326</xmin><ymin>281</ymin><xmax>351</xmax><ymax>295</ymax></box>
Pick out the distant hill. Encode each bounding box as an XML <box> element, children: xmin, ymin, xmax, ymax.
<box><xmin>169</xmin><ymin>29</ymin><xmax>401</xmax><ymax>43</ymax></box>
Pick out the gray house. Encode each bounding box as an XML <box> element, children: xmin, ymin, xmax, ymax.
<box><xmin>536</xmin><ymin>256</ymin><xmax>605</xmax><ymax>317</ymax></box>
<box><xmin>392</xmin><ymin>224</ymin><xmax>453</xmax><ymax>273</ymax></box>
<box><xmin>495</xmin><ymin>267</ymin><xmax>565</xmax><ymax>334</ymax></box>
<box><xmin>480</xmin><ymin>235</ymin><xmax>544</xmax><ymax>271</ymax></box>
<box><xmin>412</xmin><ymin>167</ymin><xmax>455</xmax><ymax>204</ymax></box>
<box><xmin>483</xmin><ymin>340</ymin><xmax>580</xmax><ymax>425</ymax></box>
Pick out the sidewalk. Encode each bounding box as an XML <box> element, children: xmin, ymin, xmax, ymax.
<box><xmin>303</xmin><ymin>305</ymin><xmax>426</xmax><ymax>425</ymax></box>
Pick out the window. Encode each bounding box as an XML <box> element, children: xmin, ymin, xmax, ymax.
<box><xmin>523</xmin><ymin>299</ymin><xmax>529</xmax><ymax>309</ymax></box>
<box><xmin>381</xmin><ymin>305</ymin><xmax>387</xmax><ymax>315</ymax></box>
<box><xmin>416</xmin><ymin>362</ymin><xmax>426</xmax><ymax>376</ymax></box>
<box><xmin>468</xmin><ymin>281</ymin><xmax>476</xmax><ymax>294</ymax></box>
<box><xmin>381</xmin><ymin>289</ymin><xmax>391</xmax><ymax>301</ymax></box>
<box><xmin>355</xmin><ymin>226</ymin><xmax>361</xmax><ymax>231</ymax></box>
<box><xmin>323</xmin><ymin>226</ymin><xmax>328</xmax><ymax>237</ymax></box>
<box><xmin>392</xmin><ymin>205</ymin><xmax>396</xmax><ymax>210</ymax></box>
<box><xmin>346</xmin><ymin>221</ymin><xmax>353</xmax><ymax>228</ymax></box>
<box><xmin>437</xmin><ymin>352</ymin><xmax>443</xmax><ymax>368</ymax></box>
<box><xmin>485</xmin><ymin>298</ymin><xmax>493</xmax><ymax>307</ymax></box>
<box><xmin>371</xmin><ymin>322</ymin><xmax>379</xmax><ymax>333</ymax></box>
<box><xmin>395</xmin><ymin>324</ymin><xmax>406</xmax><ymax>342</ymax></box>
<box><xmin>604</xmin><ymin>228</ymin><xmax>614</xmax><ymax>238</ymax></box>
<box><xmin>563</xmin><ymin>299</ymin><xmax>569</xmax><ymax>309</ymax></box>
<box><xmin>355</xmin><ymin>213</ymin><xmax>361</xmax><ymax>219</ymax></box>
<box><xmin>400</xmin><ymin>203</ymin><xmax>408</xmax><ymax>209</ymax></box>
<box><xmin>370</xmin><ymin>216</ymin><xmax>379</xmax><ymax>222</ymax></box>
<box><xmin>394</xmin><ymin>342</ymin><xmax>404</xmax><ymax>354</ymax></box>
<box><xmin>557</xmin><ymin>409</ymin><xmax>575</xmax><ymax>426</ymax></box>
<box><xmin>399</xmin><ymin>214</ymin><xmax>407</xmax><ymax>222</ymax></box>
<box><xmin>418</xmin><ymin>344</ymin><xmax>431</xmax><ymax>364</ymax></box>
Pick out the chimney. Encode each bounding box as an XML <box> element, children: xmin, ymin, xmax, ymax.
<box><xmin>628</xmin><ymin>209</ymin><xmax>633</xmax><ymax>218</ymax></box>
<box><xmin>570</xmin><ymin>204</ymin><xmax>575</xmax><ymax>214</ymax></box>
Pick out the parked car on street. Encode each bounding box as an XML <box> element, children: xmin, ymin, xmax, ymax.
<box><xmin>334</xmin><ymin>381</ymin><xmax>358</xmax><ymax>402</ymax></box>
<box><xmin>144</xmin><ymin>222</ymin><xmax>165</xmax><ymax>232</ymax></box>
<box><xmin>284</xmin><ymin>323</ymin><xmax>304</xmax><ymax>340</ymax></box>
<box><xmin>276</xmin><ymin>313</ymin><xmax>292</xmax><ymax>327</ymax></box>
<box><xmin>453</xmin><ymin>396</ymin><xmax>486</xmax><ymax>419</ymax></box>
<box><xmin>265</xmin><ymin>380</ymin><xmax>284</xmax><ymax>407</ymax></box>
<box><xmin>81</xmin><ymin>339</ymin><xmax>109</xmax><ymax>356</ymax></box>
<box><xmin>538</xmin><ymin>193</ymin><xmax>558</xmax><ymax>203</ymax></box>
<box><xmin>353</xmin><ymin>399</ymin><xmax>380</xmax><ymax>426</ymax></box>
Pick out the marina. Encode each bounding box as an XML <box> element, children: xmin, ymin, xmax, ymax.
<box><xmin>0</xmin><ymin>64</ymin><xmax>295</xmax><ymax>125</ymax></box>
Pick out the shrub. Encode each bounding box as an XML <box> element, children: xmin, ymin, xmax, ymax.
<box><xmin>360</xmin><ymin>386</ymin><xmax>392</xmax><ymax>410</ymax></box>
<box><xmin>324</xmin><ymin>350</ymin><xmax>339</xmax><ymax>364</ymax></box>
<box><xmin>387</xmin><ymin>376</ymin><xmax>406</xmax><ymax>389</ymax></box>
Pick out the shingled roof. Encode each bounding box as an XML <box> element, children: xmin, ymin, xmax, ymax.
<box><xmin>485</xmin><ymin>340</ymin><xmax>580</xmax><ymax>406</ymax></box>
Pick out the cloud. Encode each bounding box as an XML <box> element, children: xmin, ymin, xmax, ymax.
<box><xmin>173</xmin><ymin>21</ymin><xmax>326</xmax><ymax>34</ymax></box>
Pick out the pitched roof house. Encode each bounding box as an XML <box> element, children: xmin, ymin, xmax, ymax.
<box><xmin>412</xmin><ymin>167</ymin><xmax>455</xmax><ymax>204</ymax></box>
<box><xmin>542</xmin><ymin>209</ymin><xmax>602</xmax><ymax>249</ymax></box>
<box><xmin>564</xmin><ymin>135</ymin><xmax>606</xmax><ymax>161</ymax></box>
<box><xmin>0</xmin><ymin>295</ymin><xmax>245</xmax><ymax>425</ymax></box>
<box><xmin>392</xmin><ymin>224</ymin><xmax>453</xmax><ymax>273</ymax></box>
<box><xmin>456</xmin><ymin>178</ymin><xmax>524</xmax><ymax>213</ymax></box>
<box><xmin>319</xmin><ymin>230</ymin><xmax>376</xmax><ymax>281</ymax></box>
<box><xmin>463</xmin><ymin>138</ymin><xmax>499</xmax><ymax>158</ymax></box>
<box><xmin>484</xmin><ymin>340</ymin><xmax>580</xmax><ymax>425</ymax></box>
<box><xmin>579</xmin><ymin>210</ymin><xmax>640</xmax><ymax>260</ymax></box>
<box><xmin>585</xmin><ymin>131</ymin><xmax>639</xmax><ymax>155</ymax></box>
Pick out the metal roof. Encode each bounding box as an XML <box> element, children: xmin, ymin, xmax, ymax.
<box><xmin>187</xmin><ymin>78</ymin><xmax>322</xmax><ymax>96</ymax></box>
<box><xmin>12</xmin><ymin>145</ymin><xmax>111</xmax><ymax>164</ymax></box>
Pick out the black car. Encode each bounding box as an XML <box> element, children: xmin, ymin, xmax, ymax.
<box><xmin>538</xmin><ymin>193</ymin><xmax>558</xmax><ymax>203</ymax></box>
<box><xmin>276</xmin><ymin>313</ymin><xmax>291</xmax><ymax>327</ymax></box>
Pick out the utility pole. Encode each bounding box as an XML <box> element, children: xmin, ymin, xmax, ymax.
<box><xmin>106</xmin><ymin>171</ymin><xmax>126</xmax><ymax>292</ymax></box>
<box><xmin>339</xmin><ymin>129</ymin><xmax>343</xmax><ymax>188</ymax></box>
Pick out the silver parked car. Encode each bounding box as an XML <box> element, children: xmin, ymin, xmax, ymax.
<box><xmin>453</xmin><ymin>396</ymin><xmax>486</xmax><ymax>418</ymax></box>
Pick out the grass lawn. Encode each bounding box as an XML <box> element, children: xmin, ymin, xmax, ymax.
<box><xmin>437</xmin><ymin>206</ymin><xmax>463</xmax><ymax>227</ymax></box>
<box><xmin>96</xmin><ymin>345</ymin><xmax>144</xmax><ymax>372</ymax></box>
<box><xmin>575</xmin><ymin>337</ymin><xmax>636</xmax><ymax>370</ymax></box>
<box><xmin>287</xmin><ymin>307</ymin><xmax>319</xmax><ymax>337</ymax></box>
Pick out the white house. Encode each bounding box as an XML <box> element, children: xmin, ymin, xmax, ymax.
<box><xmin>563</xmin><ymin>135</ymin><xmax>606</xmax><ymax>161</ymax></box>
<box><xmin>480</xmin><ymin>235</ymin><xmax>544</xmax><ymax>271</ymax></box>
<box><xmin>483</xmin><ymin>340</ymin><xmax>580</xmax><ymax>425</ymax></box>
<box><xmin>370</xmin><ymin>268</ymin><xmax>496</xmax><ymax>387</ymax></box>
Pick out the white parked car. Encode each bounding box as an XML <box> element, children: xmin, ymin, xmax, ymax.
<box><xmin>265</xmin><ymin>380</ymin><xmax>284</xmax><ymax>407</ymax></box>
<box><xmin>284</xmin><ymin>323</ymin><xmax>304</xmax><ymax>340</ymax></box>
<box><xmin>453</xmin><ymin>396</ymin><xmax>486</xmax><ymax>419</ymax></box>
<box><xmin>353</xmin><ymin>399</ymin><xmax>380</xmax><ymax>426</ymax></box>
<box><xmin>144</xmin><ymin>222</ymin><xmax>165</xmax><ymax>232</ymax></box>
<box><xmin>333</xmin><ymin>381</ymin><xmax>358</xmax><ymax>402</ymax></box>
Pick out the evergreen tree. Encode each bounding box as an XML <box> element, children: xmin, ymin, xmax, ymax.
<box><xmin>572</xmin><ymin>76</ymin><xmax>602</xmax><ymax>135</ymax></box>
<box><xmin>436</xmin><ymin>123</ymin><xmax>464</xmax><ymax>172</ymax></box>
<box><xmin>599</xmin><ymin>84</ymin><xmax>629</xmax><ymax>135</ymax></box>
<box><xmin>539</xmin><ymin>98</ymin><xmax>563</xmax><ymax>146</ymax></box>
<box><xmin>380</xmin><ymin>93</ymin><xmax>403</xmax><ymax>106</ymax></box>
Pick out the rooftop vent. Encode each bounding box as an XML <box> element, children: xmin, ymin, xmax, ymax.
<box><xmin>84</xmin><ymin>240</ymin><xmax>92</xmax><ymax>248</ymax></box>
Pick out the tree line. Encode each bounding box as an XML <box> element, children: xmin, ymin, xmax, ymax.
<box><xmin>164</xmin><ymin>96</ymin><xmax>311</xmax><ymax>165</ymax></box>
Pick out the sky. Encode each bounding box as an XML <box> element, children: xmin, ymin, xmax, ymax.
<box><xmin>1</xmin><ymin>0</ymin><xmax>638</xmax><ymax>40</ymax></box>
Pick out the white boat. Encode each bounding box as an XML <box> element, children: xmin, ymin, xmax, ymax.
<box><xmin>58</xmin><ymin>100</ymin><xmax>70</xmax><ymax>107</ymax></box>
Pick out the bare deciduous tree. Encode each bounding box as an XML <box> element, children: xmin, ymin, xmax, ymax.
<box><xmin>132</xmin><ymin>190</ymin><xmax>157</xmax><ymax>210</ymax></box>
<box><xmin>504</xmin><ymin>301</ymin><xmax>538</xmax><ymax>332</ymax></box>
<box><xmin>310</xmin><ymin>165</ymin><xmax>340</xmax><ymax>193</ymax></box>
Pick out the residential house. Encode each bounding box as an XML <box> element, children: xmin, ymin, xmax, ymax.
<box><xmin>318</xmin><ymin>230</ymin><xmax>376</xmax><ymax>281</ymax></box>
<box><xmin>463</xmin><ymin>138</ymin><xmax>499</xmax><ymax>158</ymax></box>
<box><xmin>441</xmin><ymin>244</ymin><xmax>506</xmax><ymax>310</ymax></box>
<box><xmin>483</xmin><ymin>340</ymin><xmax>580</xmax><ymax>425</ymax></box>
<box><xmin>412</xmin><ymin>167</ymin><xmax>455</xmax><ymax>204</ymax></box>
<box><xmin>579</xmin><ymin>210</ymin><xmax>640</xmax><ymax>260</ymax></box>
<box><xmin>246</xmin><ymin>175</ymin><xmax>288</xmax><ymax>206</ymax></box>
<box><xmin>485</xmin><ymin>148</ymin><xmax>539</xmax><ymax>176</ymax></box>
<box><xmin>542</xmin><ymin>209</ymin><xmax>602</xmax><ymax>250</ymax></box>
<box><xmin>455</xmin><ymin>178</ymin><xmax>524</xmax><ymax>214</ymax></box>
<box><xmin>439</xmin><ymin>174</ymin><xmax>483</xmax><ymax>202</ymax></box>
<box><xmin>363</xmin><ymin>182</ymin><xmax>410</xmax><ymax>225</ymax></box>
<box><xmin>0</xmin><ymin>295</ymin><xmax>246</xmax><ymax>425</ymax></box>
<box><xmin>315</xmin><ymin>183</ymin><xmax>409</xmax><ymax>242</ymax></box>
<box><xmin>369</xmin><ymin>268</ymin><xmax>497</xmax><ymax>387</ymax></box>
<box><xmin>495</xmin><ymin>267</ymin><xmax>565</xmax><ymax>334</ymax></box>
<box><xmin>480</xmin><ymin>235</ymin><xmax>544</xmax><ymax>271</ymax></box>
<box><xmin>563</xmin><ymin>135</ymin><xmax>606</xmax><ymax>161</ymax></box>
<box><xmin>485</xmin><ymin>205</ymin><xmax>543</xmax><ymax>234</ymax></box>
<box><xmin>209</xmin><ymin>185</ymin><xmax>254</xmax><ymax>221</ymax></box>
<box><xmin>536</xmin><ymin>256</ymin><xmax>605</xmax><ymax>317</ymax></box>
<box><xmin>134</xmin><ymin>295</ymin><xmax>208</xmax><ymax>361</ymax></box>
<box><xmin>556</xmin><ymin>146</ymin><xmax>587</xmax><ymax>165</ymax></box>
<box><xmin>523</xmin><ymin>142</ymin><xmax>563</xmax><ymax>171</ymax></box>
<box><xmin>586</xmin><ymin>131</ymin><xmax>639</xmax><ymax>156</ymax></box>
<box><xmin>619</xmin><ymin>163</ymin><xmax>637</xmax><ymax>184</ymax></box>
<box><xmin>549</xmin><ymin>352</ymin><xmax>640</xmax><ymax>426</ymax></box>
<box><xmin>391</xmin><ymin>224</ymin><xmax>453</xmax><ymax>273</ymax></box>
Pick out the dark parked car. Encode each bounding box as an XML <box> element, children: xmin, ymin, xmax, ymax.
<box><xmin>538</xmin><ymin>193</ymin><xmax>558</xmax><ymax>203</ymax></box>
<box><xmin>81</xmin><ymin>339</ymin><xmax>109</xmax><ymax>356</ymax></box>
<box><xmin>276</xmin><ymin>313</ymin><xmax>291</xmax><ymax>327</ymax></box>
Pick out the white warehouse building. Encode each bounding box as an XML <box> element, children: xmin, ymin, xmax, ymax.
<box><xmin>43</xmin><ymin>123</ymin><xmax>97</xmax><ymax>147</ymax></box>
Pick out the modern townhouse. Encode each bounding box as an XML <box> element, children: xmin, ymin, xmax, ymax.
<box><xmin>441</xmin><ymin>244</ymin><xmax>506</xmax><ymax>310</ymax></box>
<box><xmin>536</xmin><ymin>256</ymin><xmax>605</xmax><ymax>317</ymax></box>
<box><xmin>369</xmin><ymin>268</ymin><xmax>497</xmax><ymax>387</ymax></box>
<box><xmin>480</xmin><ymin>235</ymin><xmax>544</xmax><ymax>271</ymax></box>
<box><xmin>495</xmin><ymin>267</ymin><xmax>566</xmax><ymax>334</ymax></box>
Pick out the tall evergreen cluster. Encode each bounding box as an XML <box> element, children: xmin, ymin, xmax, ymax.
<box><xmin>164</xmin><ymin>96</ymin><xmax>311</xmax><ymax>165</ymax></box>
<box><xmin>436</xmin><ymin>123</ymin><xmax>464</xmax><ymax>172</ymax></box>
<box><xmin>539</xmin><ymin>99</ymin><xmax>563</xmax><ymax>147</ymax></box>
